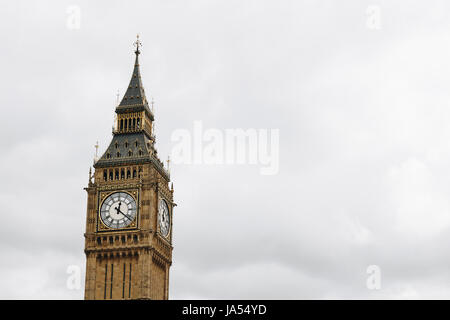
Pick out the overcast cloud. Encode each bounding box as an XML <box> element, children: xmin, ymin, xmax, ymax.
<box><xmin>2</xmin><ymin>0</ymin><xmax>450</xmax><ymax>299</ymax></box>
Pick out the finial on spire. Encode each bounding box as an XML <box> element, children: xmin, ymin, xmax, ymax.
<box><xmin>94</xmin><ymin>141</ymin><xmax>99</xmax><ymax>163</ymax></box>
<box><xmin>134</xmin><ymin>34</ymin><xmax>142</xmax><ymax>55</ymax></box>
<box><xmin>166</xmin><ymin>156</ymin><xmax>171</xmax><ymax>172</ymax></box>
<box><xmin>151</xmin><ymin>96</ymin><xmax>155</xmax><ymax>112</ymax></box>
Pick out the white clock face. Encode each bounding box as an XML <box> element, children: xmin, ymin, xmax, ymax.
<box><xmin>100</xmin><ymin>192</ymin><xmax>137</xmax><ymax>229</ymax></box>
<box><xmin>158</xmin><ymin>199</ymin><xmax>170</xmax><ymax>237</ymax></box>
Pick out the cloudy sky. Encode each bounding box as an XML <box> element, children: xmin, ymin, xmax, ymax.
<box><xmin>2</xmin><ymin>0</ymin><xmax>450</xmax><ymax>299</ymax></box>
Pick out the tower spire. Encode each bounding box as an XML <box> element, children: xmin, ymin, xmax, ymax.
<box><xmin>116</xmin><ymin>34</ymin><xmax>151</xmax><ymax>112</ymax></box>
<box><xmin>96</xmin><ymin>36</ymin><xmax>162</xmax><ymax>171</ymax></box>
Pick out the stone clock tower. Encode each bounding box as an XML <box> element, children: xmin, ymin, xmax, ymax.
<box><xmin>83</xmin><ymin>37</ymin><xmax>174</xmax><ymax>300</ymax></box>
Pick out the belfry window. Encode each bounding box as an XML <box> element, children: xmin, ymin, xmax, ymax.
<box><xmin>132</xmin><ymin>169</ymin><xmax>137</xmax><ymax>178</ymax></box>
<box><xmin>121</xmin><ymin>169</ymin><xmax>125</xmax><ymax>179</ymax></box>
<box><xmin>127</xmin><ymin>169</ymin><xmax>131</xmax><ymax>179</ymax></box>
<box><xmin>103</xmin><ymin>170</ymin><xmax>107</xmax><ymax>181</ymax></box>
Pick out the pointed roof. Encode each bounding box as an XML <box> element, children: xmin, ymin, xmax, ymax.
<box><xmin>116</xmin><ymin>36</ymin><xmax>152</xmax><ymax>115</ymax></box>
<box><xmin>93</xmin><ymin>132</ymin><xmax>170</xmax><ymax>180</ymax></box>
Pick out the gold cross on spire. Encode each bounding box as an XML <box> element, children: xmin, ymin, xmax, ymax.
<box><xmin>134</xmin><ymin>34</ymin><xmax>142</xmax><ymax>54</ymax></box>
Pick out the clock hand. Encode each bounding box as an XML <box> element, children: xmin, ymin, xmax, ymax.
<box><xmin>115</xmin><ymin>202</ymin><xmax>127</xmax><ymax>215</ymax></box>
<box><xmin>114</xmin><ymin>202</ymin><xmax>122</xmax><ymax>214</ymax></box>
<box><xmin>116</xmin><ymin>207</ymin><xmax>126</xmax><ymax>216</ymax></box>
<box><xmin>116</xmin><ymin>207</ymin><xmax>133</xmax><ymax>221</ymax></box>
<box><xmin>114</xmin><ymin>204</ymin><xmax>131</xmax><ymax>220</ymax></box>
<box><xmin>121</xmin><ymin>211</ymin><xmax>134</xmax><ymax>221</ymax></box>
<box><xmin>123</xmin><ymin>213</ymin><xmax>133</xmax><ymax>221</ymax></box>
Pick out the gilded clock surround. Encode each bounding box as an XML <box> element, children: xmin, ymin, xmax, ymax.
<box><xmin>83</xmin><ymin>38</ymin><xmax>175</xmax><ymax>300</ymax></box>
<box><xmin>97</xmin><ymin>190</ymin><xmax>139</xmax><ymax>231</ymax></box>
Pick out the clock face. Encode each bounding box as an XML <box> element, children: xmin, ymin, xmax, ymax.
<box><xmin>158</xmin><ymin>199</ymin><xmax>170</xmax><ymax>237</ymax></box>
<box><xmin>100</xmin><ymin>192</ymin><xmax>137</xmax><ymax>229</ymax></box>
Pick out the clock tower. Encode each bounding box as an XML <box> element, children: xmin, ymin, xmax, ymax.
<box><xmin>83</xmin><ymin>37</ymin><xmax>174</xmax><ymax>300</ymax></box>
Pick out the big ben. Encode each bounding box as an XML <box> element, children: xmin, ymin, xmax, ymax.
<box><xmin>83</xmin><ymin>36</ymin><xmax>174</xmax><ymax>300</ymax></box>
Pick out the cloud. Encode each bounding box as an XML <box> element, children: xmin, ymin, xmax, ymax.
<box><xmin>2</xmin><ymin>0</ymin><xmax>450</xmax><ymax>299</ymax></box>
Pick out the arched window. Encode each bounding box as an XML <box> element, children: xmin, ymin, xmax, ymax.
<box><xmin>115</xmin><ymin>169</ymin><xmax>119</xmax><ymax>180</ymax></box>
<box><xmin>121</xmin><ymin>168</ymin><xmax>125</xmax><ymax>179</ymax></box>
<box><xmin>103</xmin><ymin>170</ymin><xmax>107</xmax><ymax>181</ymax></box>
<box><xmin>128</xmin><ymin>150</ymin><xmax>133</xmax><ymax>157</ymax></box>
<box><xmin>127</xmin><ymin>170</ymin><xmax>131</xmax><ymax>179</ymax></box>
<box><xmin>120</xmin><ymin>119</ymin><xmax>123</xmax><ymax>130</ymax></box>
<box><xmin>109</xmin><ymin>170</ymin><xmax>113</xmax><ymax>180</ymax></box>
<box><xmin>116</xmin><ymin>152</ymin><xmax>121</xmax><ymax>158</ymax></box>
<box><xmin>106</xmin><ymin>153</ymin><xmax>111</xmax><ymax>159</ymax></box>
<box><xmin>138</xmin><ymin>149</ymin><xmax>143</xmax><ymax>156</ymax></box>
<box><xmin>132</xmin><ymin>169</ymin><xmax>137</xmax><ymax>178</ymax></box>
<box><xmin>125</xmin><ymin>142</ymin><xmax>128</xmax><ymax>148</ymax></box>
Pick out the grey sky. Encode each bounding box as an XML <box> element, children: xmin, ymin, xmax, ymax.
<box><xmin>1</xmin><ymin>0</ymin><xmax>450</xmax><ymax>299</ymax></box>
